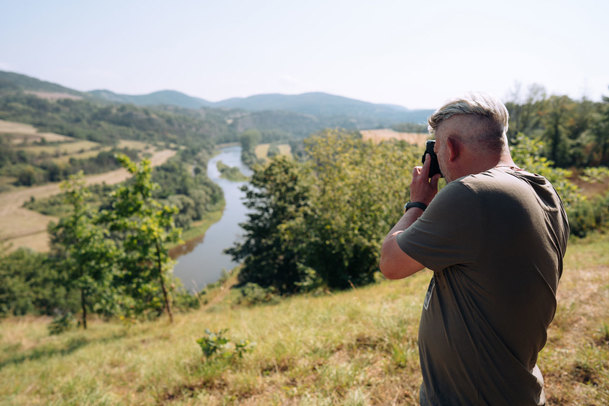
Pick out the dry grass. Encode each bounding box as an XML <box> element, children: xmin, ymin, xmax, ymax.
<box><xmin>360</xmin><ymin>129</ymin><xmax>429</xmax><ymax>147</ymax></box>
<box><xmin>1</xmin><ymin>233</ymin><xmax>607</xmax><ymax>405</ymax></box>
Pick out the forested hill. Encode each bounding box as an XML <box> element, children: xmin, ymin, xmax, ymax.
<box><xmin>91</xmin><ymin>90</ymin><xmax>432</xmax><ymax>124</ymax></box>
<box><xmin>88</xmin><ymin>89</ymin><xmax>213</xmax><ymax>110</ymax></box>
<box><xmin>0</xmin><ymin>71</ymin><xmax>432</xmax><ymax>135</ymax></box>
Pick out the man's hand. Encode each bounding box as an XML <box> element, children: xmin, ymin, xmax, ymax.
<box><xmin>379</xmin><ymin>154</ymin><xmax>440</xmax><ymax>280</ymax></box>
<box><xmin>410</xmin><ymin>153</ymin><xmax>441</xmax><ymax>205</ymax></box>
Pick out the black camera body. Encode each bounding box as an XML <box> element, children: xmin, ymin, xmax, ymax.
<box><xmin>422</xmin><ymin>140</ymin><xmax>443</xmax><ymax>178</ymax></box>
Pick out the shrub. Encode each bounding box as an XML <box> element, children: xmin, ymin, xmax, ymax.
<box><xmin>48</xmin><ymin>312</ymin><xmax>76</xmax><ymax>335</ymax></box>
<box><xmin>196</xmin><ymin>329</ymin><xmax>253</xmax><ymax>361</ymax></box>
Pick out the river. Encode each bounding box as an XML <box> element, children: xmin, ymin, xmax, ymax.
<box><xmin>172</xmin><ymin>145</ymin><xmax>252</xmax><ymax>292</ymax></box>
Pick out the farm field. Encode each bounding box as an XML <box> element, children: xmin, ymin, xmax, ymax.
<box><xmin>360</xmin><ymin>129</ymin><xmax>429</xmax><ymax>147</ymax></box>
<box><xmin>0</xmin><ymin>119</ymin><xmax>73</xmax><ymax>143</ymax></box>
<box><xmin>0</xmin><ymin>148</ymin><xmax>175</xmax><ymax>252</ymax></box>
<box><xmin>0</xmin><ymin>119</ymin><xmax>176</xmax><ymax>253</ymax></box>
<box><xmin>254</xmin><ymin>143</ymin><xmax>292</xmax><ymax>160</ymax></box>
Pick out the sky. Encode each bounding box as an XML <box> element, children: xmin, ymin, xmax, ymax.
<box><xmin>1</xmin><ymin>0</ymin><xmax>608</xmax><ymax>109</ymax></box>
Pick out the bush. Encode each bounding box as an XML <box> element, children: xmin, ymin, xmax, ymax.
<box><xmin>196</xmin><ymin>329</ymin><xmax>253</xmax><ymax>361</ymax></box>
<box><xmin>236</xmin><ymin>283</ymin><xmax>279</xmax><ymax>306</ymax></box>
<box><xmin>48</xmin><ymin>312</ymin><xmax>76</xmax><ymax>335</ymax></box>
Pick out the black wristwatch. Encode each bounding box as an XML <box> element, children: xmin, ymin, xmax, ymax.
<box><xmin>404</xmin><ymin>201</ymin><xmax>427</xmax><ymax>213</ymax></box>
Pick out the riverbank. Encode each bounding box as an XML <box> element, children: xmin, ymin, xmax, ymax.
<box><xmin>168</xmin><ymin>199</ymin><xmax>225</xmax><ymax>259</ymax></box>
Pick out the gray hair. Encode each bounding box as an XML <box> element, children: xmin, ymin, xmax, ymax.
<box><xmin>428</xmin><ymin>93</ymin><xmax>509</xmax><ymax>151</ymax></box>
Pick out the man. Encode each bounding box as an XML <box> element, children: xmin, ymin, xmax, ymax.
<box><xmin>380</xmin><ymin>93</ymin><xmax>569</xmax><ymax>405</ymax></box>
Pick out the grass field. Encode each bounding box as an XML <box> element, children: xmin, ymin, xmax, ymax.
<box><xmin>1</xmin><ymin>233</ymin><xmax>607</xmax><ymax>405</ymax></box>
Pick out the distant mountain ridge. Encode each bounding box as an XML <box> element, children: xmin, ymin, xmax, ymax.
<box><xmin>0</xmin><ymin>70</ymin><xmax>433</xmax><ymax>124</ymax></box>
<box><xmin>88</xmin><ymin>89</ymin><xmax>212</xmax><ymax>109</ymax></box>
<box><xmin>0</xmin><ymin>70</ymin><xmax>87</xmax><ymax>97</ymax></box>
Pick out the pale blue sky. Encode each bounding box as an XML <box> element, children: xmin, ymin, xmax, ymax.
<box><xmin>1</xmin><ymin>0</ymin><xmax>607</xmax><ymax>109</ymax></box>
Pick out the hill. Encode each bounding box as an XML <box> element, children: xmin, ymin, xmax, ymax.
<box><xmin>0</xmin><ymin>71</ymin><xmax>433</xmax><ymax>141</ymax></box>
<box><xmin>89</xmin><ymin>89</ymin><xmax>213</xmax><ymax>109</ymax></box>
<box><xmin>215</xmin><ymin>92</ymin><xmax>433</xmax><ymax>124</ymax></box>
<box><xmin>0</xmin><ymin>233</ymin><xmax>607</xmax><ymax>404</ymax></box>
<box><xmin>0</xmin><ymin>70</ymin><xmax>87</xmax><ymax>99</ymax></box>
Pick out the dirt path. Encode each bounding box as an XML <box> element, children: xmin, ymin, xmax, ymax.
<box><xmin>0</xmin><ymin>149</ymin><xmax>176</xmax><ymax>252</ymax></box>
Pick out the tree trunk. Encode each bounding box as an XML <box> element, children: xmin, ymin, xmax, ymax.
<box><xmin>155</xmin><ymin>239</ymin><xmax>173</xmax><ymax>323</ymax></box>
<box><xmin>81</xmin><ymin>287</ymin><xmax>87</xmax><ymax>329</ymax></box>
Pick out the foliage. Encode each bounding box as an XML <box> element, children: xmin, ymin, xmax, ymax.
<box><xmin>49</xmin><ymin>173</ymin><xmax>118</xmax><ymax>328</ymax></box>
<box><xmin>226</xmin><ymin>156</ymin><xmax>311</xmax><ymax>294</ymax></box>
<box><xmin>47</xmin><ymin>312</ymin><xmax>76</xmax><ymax>335</ymax></box>
<box><xmin>236</xmin><ymin>283</ymin><xmax>280</xmax><ymax>306</ymax></box>
<box><xmin>216</xmin><ymin>160</ymin><xmax>249</xmax><ymax>181</ymax></box>
<box><xmin>228</xmin><ymin>130</ymin><xmax>419</xmax><ymax>292</ymax></box>
<box><xmin>0</xmin><ymin>91</ymin><xmax>225</xmax><ymax>148</ymax></box>
<box><xmin>303</xmin><ymin>130</ymin><xmax>418</xmax><ymax>289</ymax></box>
<box><xmin>505</xmin><ymin>84</ymin><xmax>609</xmax><ymax>167</ymax></box>
<box><xmin>0</xmin><ymin>248</ymin><xmax>74</xmax><ymax>317</ymax></box>
<box><xmin>103</xmin><ymin>154</ymin><xmax>181</xmax><ymax>322</ymax></box>
<box><xmin>239</xmin><ymin>129</ymin><xmax>264</xmax><ymax>168</ymax></box>
<box><xmin>196</xmin><ymin>329</ymin><xmax>253</xmax><ymax>361</ymax></box>
<box><xmin>580</xmin><ymin>166</ymin><xmax>609</xmax><ymax>183</ymax></box>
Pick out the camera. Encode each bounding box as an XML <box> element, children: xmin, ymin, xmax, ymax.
<box><xmin>422</xmin><ymin>140</ymin><xmax>443</xmax><ymax>178</ymax></box>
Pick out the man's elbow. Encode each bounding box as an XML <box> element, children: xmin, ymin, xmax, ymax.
<box><xmin>380</xmin><ymin>239</ymin><xmax>422</xmax><ymax>280</ymax></box>
<box><xmin>380</xmin><ymin>259</ymin><xmax>405</xmax><ymax>280</ymax></box>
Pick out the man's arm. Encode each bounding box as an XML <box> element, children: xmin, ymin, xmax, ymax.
<box><xmin>380</xmin><ymin>208</ymin><xmax>426</xmax><ymax>279</ymax></box>
<box><xmin>380</xmin><ymin>154</ymin><xmax>440</xmax><ymax>279</ymax></box>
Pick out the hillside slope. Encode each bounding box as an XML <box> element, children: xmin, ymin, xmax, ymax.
<box><xmin>1</xmin><ymin>234</ymin><xmax>607</xmax><ymax>405</ymax></box>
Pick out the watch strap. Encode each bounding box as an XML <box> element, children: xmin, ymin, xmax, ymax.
<box><xmin>404</xmin><ymin>201</ymin><xmax>427</xmax><ymax>213</ymax></box>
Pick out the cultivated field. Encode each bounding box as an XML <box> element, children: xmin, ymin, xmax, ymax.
<box><xmin>254</xmin><ymin>143</ymin><xmax>292</xmax><ymax>161</ymax></box>
<box><xmin>23</xmin><ymin>91</ymin><xmax>83</xmax><ymax>101</ymax></box>
<box><xmin>0</xmin><ymin>119</ymin><xmax>176</xmax><ymax>252</ymax></box>
<box><xmin>15</xmin><ymin>140</ymin><xmax>101</xmax><ymax>155</ymax></box>
<box><xmin>0</xmin><ymin>149</ymin><xmax>176</xmax><ymax>253</ymax></box>
<box><xmin>360</xmin><ymin>129</ymin><xmax>429</xmax><ymax>147</ymax></box>
<box><xmin>0</xmin><ymin>119</ymin><xmax>73</xmax><ymax>143</ymax></box>
<box><xmin>0</xmin><ymin>233</ymin><xmax>607</xmax><ymax>405</ymax></box>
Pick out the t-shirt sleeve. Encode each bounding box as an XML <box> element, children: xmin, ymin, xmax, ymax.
<box><xmin>396</xmin><ymin>181</ymin><xmax>481</xmax><ymax>272</ymax></box>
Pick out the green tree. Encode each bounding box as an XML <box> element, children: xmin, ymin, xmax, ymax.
<box><xmin>226</xmin><ymin>156</ymin><xmax>311</xmax><ymax>294</ymax></box>
<box><xmin>49</xmin><ymin>173</ymin><xmax>117</xmax><ymax>328</ymax></box>
<box><xmin>589</xmin><ymin>90</ymin><xmax>609</xmax><ymax>166</ymax></box>
<box><xmin>0</xmin><ymin>246</ymin><xmax>71</xmax><ymax>316</ymax></box>
<box><xmin>540</xmin><ymin>95</ymin><xmax>572</xmax><ymax>166</ymax></box>
<box><xmin>105</xmin><ymin>155</ymin><xmax>181</xmax><ymax>322</ymax></box>
<box><xmin>303</xmin><ymin>130</ymin><xmax>418</xmax><ymax>289</ymax></box>
<box><xmin>505</xmin><ymin>83</ymin><xmax>547</xmax><ymax>142</ymax></box>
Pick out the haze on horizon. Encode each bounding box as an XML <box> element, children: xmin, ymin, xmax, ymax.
<box><xmin>1</xmin><ymin>0</ymin><xmax>608</xmax><ymax>110</ymax></box>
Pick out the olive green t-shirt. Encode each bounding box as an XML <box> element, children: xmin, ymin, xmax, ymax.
<box><xmin>397</xmin><ymin>168</ymin><xmax>569</xmax><ymax>406</ymax></box>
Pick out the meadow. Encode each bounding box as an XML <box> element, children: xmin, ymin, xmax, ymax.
<box><xmin>1</xmin><ymin>233</ymin><xmax>607</xmax><ymax>405</ymax></box>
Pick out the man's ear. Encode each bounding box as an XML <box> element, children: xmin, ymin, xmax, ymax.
<box><xmin>447</xmin><ymin>136</ymin><xmax>460</xmax><ymax>162</ymax></box>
